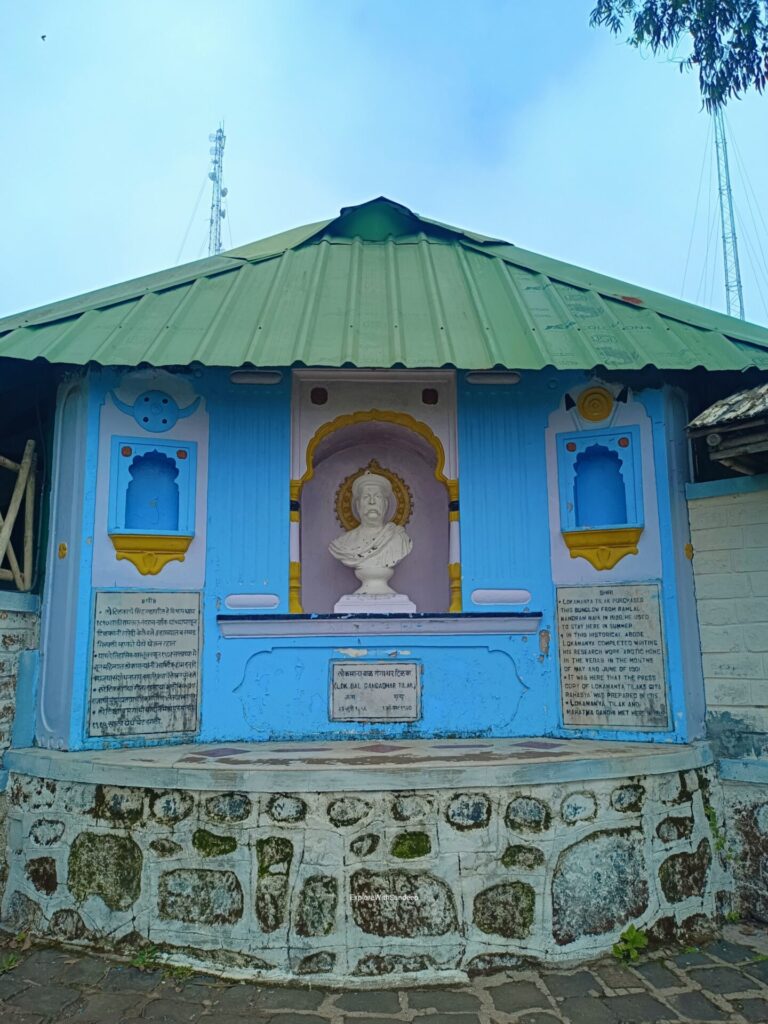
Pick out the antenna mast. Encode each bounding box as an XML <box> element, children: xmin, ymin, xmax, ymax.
<box><xmin>207</xmin><ymin>124</ymin><xmax>228</xmax><ymax>256</ymax></box>
<box><xmin>713</xmin><ymin>109</ymin><xmax>745</xmax><ymax>319</ymax></box>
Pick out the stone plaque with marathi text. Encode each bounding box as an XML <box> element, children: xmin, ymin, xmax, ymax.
<box><xmin>557</xmin><ymin>583</ymin><xmax>668</xmax><ymax>729</ymax></box>
<box><xmin>88</xmin><ymin>591</ymin><xmax>201</xmax><ymax>737</ymax></box>
<box><xmin>330</xmin><ymin>661</ymin><xmax>421</xmax><ymax>722</ymax></box>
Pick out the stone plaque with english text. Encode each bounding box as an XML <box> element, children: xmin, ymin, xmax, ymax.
<box><xmin>557</xmin><ymin>583</ymin><xmax>668</xmax><ymax>729</ymax></box>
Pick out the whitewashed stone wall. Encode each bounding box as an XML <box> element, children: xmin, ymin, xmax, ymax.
<box><xmin>688</xmin><ymin>484</ymin><xmax>768</xmax><ymax>758</ymax></box>
<box><xmin>2</xmin><ymin>767</ymin><xmax>726</xmax><ymax>980</ymax></box>
<box><xmin>0</xmin><ymin>605</ymin><xmax>39</xmax><ymax>901</ymax></box>
<box><xmin>0</xmin><ymin>608</ymin><xmax>38</xmax><ymax>757</ymax></box>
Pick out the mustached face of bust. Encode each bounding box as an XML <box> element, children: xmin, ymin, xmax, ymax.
<box><xmin>354</xmin><ymin>482</ymin><xmax>389</xmax><ymax>527</ymax></box>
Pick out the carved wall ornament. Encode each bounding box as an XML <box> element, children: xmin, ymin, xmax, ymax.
<box><xmin>334</xmin><ymin>459</ymin><xmax>413</xmax><ymax>530</ymax></box>
<box><xmin>110</xmin><ymin>390</ymin><xmax>201</xmax><ymax>433</ymax></box>
<box><xmin>576</xmin><ymin>386</ymin><xmax>614</xmax><ymax>423</ymax></box>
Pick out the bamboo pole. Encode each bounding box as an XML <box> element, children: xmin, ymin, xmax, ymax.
<box><xmin>0</xmin><ymin>440</ymin><xmax>34</xmax><ymax>571</ymax></box>
<box><xmin>0</xmin><ymin>455</ymin><xmax>20</xmax><ymax>472</ymax></box>
<box><xmin>22</xmin><ymin>454</ymin><xmax>36</xmax><ymax>591</ymax></box>
<box><xmin>0</xmin><ymin>523</ymin><xmax>24</xmax><ymax>589</ymax></box>
<box><xmin>0</xmin><ymin>478</ymin><xmax>26</xmax><ymax>590</ymax></box>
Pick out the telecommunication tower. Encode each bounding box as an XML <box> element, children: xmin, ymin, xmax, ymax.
<box><xmin>713</xmin><ymin>109</ymin><xmax>745</xmax><ymax>320</ymax></box>
<box><xmin>207</xmin><ymin>124</ymin><xmax>228</xmax><ymax>256</ymax></box>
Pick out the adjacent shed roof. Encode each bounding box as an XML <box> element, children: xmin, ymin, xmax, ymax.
<box><xmin>2</xmin><ymin>197</ymin><xmax>768</xmax><ymax>371</ymax></box>
<box><xmin>689</xmin><ymin>381</ymin><xmax>768</xmax><ymax>430</ymax></box>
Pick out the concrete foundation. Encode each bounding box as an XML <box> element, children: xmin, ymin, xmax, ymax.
<box><xmin>0</xmin><ymin>738</ymin><xmax>727</xmax><ymax>982</ymax></box>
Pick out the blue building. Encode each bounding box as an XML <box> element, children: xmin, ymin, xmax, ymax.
<box><xmin>0</xmin><ymin>198</ymin><xmax>766</xmax><ymax>978</ymax></box>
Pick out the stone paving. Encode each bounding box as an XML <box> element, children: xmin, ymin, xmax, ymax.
<box><xmin>2</xmin><ymin>928</ymin><xmax>768</xmax><ymax>1023</ymax></box>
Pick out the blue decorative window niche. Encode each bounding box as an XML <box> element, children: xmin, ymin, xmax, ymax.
<box><xmin>556</xmin><ymin>426</ymin><xmax>643</xmax><ymax>570</ymax></box>
<box><xmin>108</xmin><ymin>437</ymin><xmax>197</xmax><ymax>575</ymax></box>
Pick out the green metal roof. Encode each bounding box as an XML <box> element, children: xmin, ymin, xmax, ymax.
<box><xmin>2</xmin><ymin>197</ymin><xmax>768</xmax><ymax>371</ymax></box>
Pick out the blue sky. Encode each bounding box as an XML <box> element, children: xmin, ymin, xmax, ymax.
<box><xmin>3</xmin><ymin>1</ymin><xmax>768</xmax><ymax>323</ymax></box>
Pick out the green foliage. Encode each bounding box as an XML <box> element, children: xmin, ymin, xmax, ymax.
<box><xmin>612</xmin><ymin>924</ymin><xmax>649</xmax><ymax>962</ymax></box>
<box><xmin>0</xmin><ymin>953</ymin><xmax>20</xmax><ymax>974</ymax></box>
<box><xmin>163</xmin><ymin>963</ymin><xmax>194</xmax><ymax>982</ymax></box>
<box><xmin>725</xmin><ymin>910</ymin><xmax>741</xmax><ymax>922</ymax></box>
<box><xmin>590</xmin><ymin>1</ymin><xmax>768</xmax><ymax>109</ymax></box>
<box><xmin>130</xmin><ymin>946</ymin><xmax>160</xmax><ymax>971</ymax></box>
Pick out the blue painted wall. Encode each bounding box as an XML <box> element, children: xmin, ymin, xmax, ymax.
<box><xmin>204</xmin><ymin>636</ymin><xmax>543</xmax><ymax>742</ymax></box>
<box><xmin>453</xmin><ymin>371</ymin><xmax>570</xmax><ymax>738</ymax></box>
<box><xmin>199</xmin><ymin>368</ymin><xmax>551</xmax><ymax>740</ymax></box>
<box><xmin>39</xmin><ymin>366</ymin><xmax>702</xmax><ymax>749</ymax></box>
<box><xmin>201</xmin><ymin>369</ymin><xmax>292</xmax><ymax>738</ymax></box>
<box><xmin>638</xmin><ymin>386</ymin><xmax>704</xmax><ymax>742</ymax></box>
<box><xmin>202</xmin><ymin>369</ymin><xmax>291</xmax><ymax>605</ymax></box>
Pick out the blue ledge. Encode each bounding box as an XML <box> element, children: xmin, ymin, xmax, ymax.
<box><xmin>0</xmin><ymin>591</ymin><xmax>39</xmax><ymax>614</ymax></box>
<box><xmin>718</xmin><ymin>756</ymin><xmax>768</xmax><ymax>784</ymax></box>
<box><xmin>217</xmin><ymin>611</ymin><xmax>542</xmax><ymax>638</ymax></box>
<box><xmin>686</xmin><ymin>473</ymin><xmax>768</xmax><ymax>501</ymax></box>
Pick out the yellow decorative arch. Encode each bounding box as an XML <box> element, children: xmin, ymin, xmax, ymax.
<box><xmin>291</xmin><ymin>409</ymin><xmax>458</xmax><ymax>503</ymax></box>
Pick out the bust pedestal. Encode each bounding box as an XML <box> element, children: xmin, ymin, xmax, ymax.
<box><xmin>333</xmin><ymin>562</ymin><xmax>416</xmax><ymax>614</ymax></box>
<box><xmin>334</xmin><ymin>593</ymin><xmax>417</xmax><ymax>614</ymax></box>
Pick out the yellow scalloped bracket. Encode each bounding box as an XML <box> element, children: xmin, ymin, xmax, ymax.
<box><xmin>561</xmin><ymin>526</ymin><xmax>643</xmax><ymax>570</ymax></box>
<box><xmin>577</xmin><ymin>386</ymin><xmax>614</xmax><ymax>423</ymax></box>
<box><xmin>109</xmin><ymin>534</ymin><xmax>193</xmax><ymax>575</ymax></box>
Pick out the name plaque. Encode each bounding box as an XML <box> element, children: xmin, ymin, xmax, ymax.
<box><xmin>557</xmin><ymin>583</ymin><xmax>669</xmax><ymax>729</ymax></box>
<box><xmin>88</xmin><ymin>591</ymin><xmax>201</xmax><ymax>737</ymax></box>
<box><xmin>330</xmin><ymin>661</ymin><xmax>421</xmax><ymax>722</ymax></box>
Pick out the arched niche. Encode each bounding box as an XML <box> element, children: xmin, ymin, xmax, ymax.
<box><xmin>574</xmin><ymin>444</ymin><xmax>628</xmax><ymax>528</ymax></box>
<box><xmin>125</xmin><ymin>450</ymin><xmax>180</xmax><ymax>531</ymax></box>
<box><xmin>300</xmin><ymin>420</ymin><xmax>450</xmax><ymax>613</ymax></box>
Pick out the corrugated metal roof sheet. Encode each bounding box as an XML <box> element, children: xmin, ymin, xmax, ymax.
<box><xmin>2</xmin><ymin>197</ymin><xmax>767</xmax><ymax>371</ymax></box>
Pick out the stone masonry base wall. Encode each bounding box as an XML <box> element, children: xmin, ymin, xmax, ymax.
<box><xmin>723</xmin><ymin>781</ymin><xmax>768</xmax><ymax>924</ymax></box>
<box><xmin>2</xmin><ymin>765</ymin><xmax>728</xmax><ymax>980</ymax></box>
<box><xmin>0</xmin><ymin>608</ymin><xmax>38</xmax><ymax>759</ymax></box>
<box><xmin>0</xmin><ymin>606</ymin><xmax>39</xmax><ymax>903</ymax></box>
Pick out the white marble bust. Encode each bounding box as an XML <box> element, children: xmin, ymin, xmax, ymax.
<box><xmin>329</xmin><ymin>472</ymin><xmax>415</xmax><ymax>611</ymax></box>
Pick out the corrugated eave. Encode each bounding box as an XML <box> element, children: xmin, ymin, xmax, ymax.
<box><xmin>3</xmin><ymin>208</ymin><xmax>768</xmax><ymax>372</ymax></box>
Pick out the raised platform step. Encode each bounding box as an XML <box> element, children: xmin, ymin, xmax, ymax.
<box><xmin>7</xmin><ymin>737</ymin><xmax>715</xmax><ymax>792</ymax></box>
